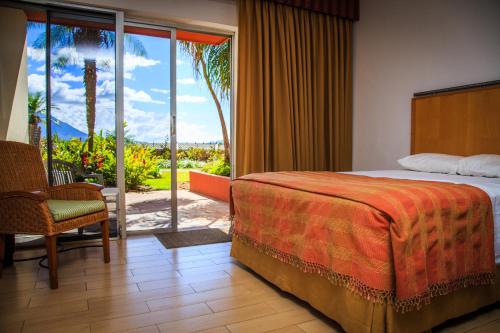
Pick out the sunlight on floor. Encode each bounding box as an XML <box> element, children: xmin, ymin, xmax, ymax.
<box><xmin>126</xmin><ymin>190</ymin><xmax>230</xmax><ymax>232</ymax></box>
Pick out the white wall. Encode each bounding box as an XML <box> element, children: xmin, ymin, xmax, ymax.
<box><xmin>7</xmin><ymin>41</ymin><xmax>28</xmax><ymax>143</ymax></box>
<box><xmin>352</xmin><ymin>0</ymin><xmax>500</xmax><ymax>170</ymax></box>
<box><xmin>0</xmin><ymin>7</ymin><xmax>28</xmax><ymax>143</ymax></box>
<box><xmin>61</xmin><ymin>0</ymin><xmax>237</xmax><ymax>31</ymax></box>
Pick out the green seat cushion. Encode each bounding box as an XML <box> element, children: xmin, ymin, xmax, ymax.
<box><xmin>47</xmin><ymin>200</ymin><xmax>106</xmax><ymax>222</ymax></box>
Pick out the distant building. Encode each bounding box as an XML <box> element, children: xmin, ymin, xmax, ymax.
<box><xmin>139</xmin><ymin>141</ymin><xmax>224</xmax><ymax>153</ymax></box>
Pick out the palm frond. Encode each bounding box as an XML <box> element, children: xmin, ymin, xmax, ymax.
<box><xmin>179</xmin><ymin>41</ymin><xmax>203</xmax><ymax>76</ymax></box>
<box><xmin>205</xmin><ymin>41</ymin><xmax>231</xmax><ymax>101</ymax></box>
<box><xmin>125</xmin><ymin>34</ymin><xmax>147</xmax><ymax>57</ymax></box>
<box><xmin>52</xmin><ymin>55</ymin><xmax>71</xmax><ymax>70</ymax></box>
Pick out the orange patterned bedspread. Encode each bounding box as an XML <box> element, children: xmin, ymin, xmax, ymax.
<box><xmin>230</xmin><ymin>171</ymin><xmax>495</xmax><ymax>312</ymax></box>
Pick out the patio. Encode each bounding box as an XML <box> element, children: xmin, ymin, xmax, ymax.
<box><xmin>126</xmin><ymin>190</ymin><xmax>230</xmax><ymax>232</ymax></box>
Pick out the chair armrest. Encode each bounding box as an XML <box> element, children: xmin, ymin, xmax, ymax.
<box><xmin>49</xmin><ymin>183</ymin><xmax>104</xmax><ymax>201</ymax></box>
<box><xmin>0</xmin><ymin>190</ymin><xmax>49</xmax><ymax>201</ymax></box>
<box><xmin>0</xmin><ymin>192</ymin><xmax>53</xmax><ymax>234</ymax></box>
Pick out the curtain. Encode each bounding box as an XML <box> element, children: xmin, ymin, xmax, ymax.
<box><xmin>236</xmin><ymin>0</ymin><xmax>353</xmax><ymax>176</ymax></box>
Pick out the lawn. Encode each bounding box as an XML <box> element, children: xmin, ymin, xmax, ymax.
<box><xmin>144</xmin><ymin>169</ymin><xmax>192</xmax><ymax>190</ymax></box>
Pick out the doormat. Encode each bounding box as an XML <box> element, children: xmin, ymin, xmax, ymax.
<box><xmin>155</xmin><ymin>228</ymin><xmax>231</xmax><ymax>249</ymax></box>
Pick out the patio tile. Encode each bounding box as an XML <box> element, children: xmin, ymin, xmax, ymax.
<box><xmin>126</xmin><ymin>190</ymin><xmax>230</xmax><ymax>232</ymax></box>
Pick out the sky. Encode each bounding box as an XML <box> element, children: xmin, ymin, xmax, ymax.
<box><xmin>26</xmin><ymin>23</ymin><xmax>230</xmax><ymax>144</ymax></box>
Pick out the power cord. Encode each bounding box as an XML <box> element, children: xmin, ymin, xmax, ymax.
<box><xmin>13</xmin><ymin>244</ymin><xmax>103</xmax><ymax>269</ymax></box>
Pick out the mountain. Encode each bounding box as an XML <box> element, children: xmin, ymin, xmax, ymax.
<box><xmin>40</xmin><ymin>117</ymin><xmax>88</xmax><ymax>141</ymax></box>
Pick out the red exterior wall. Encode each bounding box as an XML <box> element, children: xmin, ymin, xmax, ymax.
<box><xmin>189</xmin><ymin>171</ymin><xmax>230</xmax><ymax>202</ymax></box>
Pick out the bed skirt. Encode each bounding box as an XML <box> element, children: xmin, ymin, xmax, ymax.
<box><xmin>231</xmin><ymin>238</ymin><xmax>500</xmax><ymax>333</ymax></box>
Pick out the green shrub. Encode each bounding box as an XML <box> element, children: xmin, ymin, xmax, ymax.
<box><xmin>201</xmin><ymin>158</ymin><xmax>230</xmax><ymax>177</ymax></box>
<box><xmin>124</xmin><ymin>144</ymin><xmax>160</xmax><ymax>190</ymax></box>
<box><xmin>176</xmin><ymin>147</ymin><xmax>223</xmax><ymax>162</ymax></box>
<box><xmin>157</xmin><ymin>159</ymin><xmax>171</xmax><ymax>170</ymax></box>
<box><xmin>46</xmin><ymin>132</ymin><xmax>159</xmax><ymax>190</ymax></box>
<box><xmin>177</xmin><ymin>159</ymin><xmax>205</xmax><ymax>169</ymax></box>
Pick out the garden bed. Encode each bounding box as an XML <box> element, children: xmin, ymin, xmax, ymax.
<box><xmin>189</xmin><ymin>170</ymin><xmax>230</xmax><ymax>202</ymax></box>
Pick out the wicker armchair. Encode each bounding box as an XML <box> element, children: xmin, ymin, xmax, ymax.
<box><xmin>0</xmin><ymin>141</ymin><xmax>110</xmax><ymax>289</ymax></box>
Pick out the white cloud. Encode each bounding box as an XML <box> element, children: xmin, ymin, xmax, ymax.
<box><xmin>58</xmin><ymin>73</ymin><xmax>83</xmax><ymax>82</ymax></box>
<box><xmin>125</xmin><ymin>87</ymin><xmax>165</xmax><ymax>104</ymax></box>
<box><xmin>124</xmin><ymin>101</ymin><xmax>170</xmax><ymax>142</ymax></box>
<box><xmin>177</xmin><ymin>78</ymin><xmax>196</xmax><ymax>85</ymax></box>
<box><xmin>177</xmin><ymin>121</ymin><xmax>221</xmax><ymax>143</ymax></box>
<box><xmin>28</xmin><ymin>74</ymin><xmax>46</xmax><ymax>93</ymax></box>
<box><xmin>177</xmin><ymin>95</ymin><xmax>208</xmax><ymax>103</ymax></box>
<box><xmin>176</xmin><ymin>59</ymin><xmax>184</xmax><ymax>66</ymax></box>
<box><xmin>151</xmin><ymin>88</ymin><xmax>170</xmax><ymax>95</ymax></box>
<box><xmin>52</xmin><ymin>97</ymin><xmax>116</xmax><ymax>135</ymax></box>
<box><xmin>124</xmin><ymin>53</ymin><xmax>160</xmax><ymax>79</ymax></box>
<box><xmin>97</xmin><ymin>71</ymin><xmax>115</xmax><ymax>81</ymax></box>
<box><xmin>97</xmin><ymin>80</ymin><xmax>115</xmax><ymax>96</ymax></box>
<box><xmin>36</xmin><ymin>65</ymin><xmax>45</xmax><ymax>72</ymax></box>
<box><xmin>52</xmin><ymin>81</ymin><xmax>85</xmax><ymax>103</ymax></box>
<box><xmin>27</xmin><ymin>47</ymin><xmax>45</xmax><ymax>62</ymax></box>
<box><xmin>51</xmin><ymin>47</ymin><xmax>114</xmax><ymax>68</ymax></box>
<box><xmin>123</xmin><ymin>104</ymin><xmax>222</xmax><ymax>143</ymax></box>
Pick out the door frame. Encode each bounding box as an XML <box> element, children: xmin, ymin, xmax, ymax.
<box><xmin>121</xmin><ymin>21</ymin><xmax>178</xmax><ymax>235</ymax></box>
<box><xmin>121</xmin><ymin>20</ymin><xmax>235</xmax><ymax>237</ymax></box>
<box><xmin>15</xmin><ymin>0</ymin><xmax>125</xmax><ymax>239</ymax></box>
<box><xmin>19</xmin><ymin>0</ymin><xmax>236</xmax><ymax>238</ymax></box>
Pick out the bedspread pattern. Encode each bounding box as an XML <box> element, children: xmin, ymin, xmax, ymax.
<box><xmin>231</xmin><ymin>171</ymin><xmax>495</xmax><ymax>312</ymax></box>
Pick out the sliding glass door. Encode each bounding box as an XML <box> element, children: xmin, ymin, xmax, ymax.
<box><xmin>24</xmin><ymin>7</ymin><xmax>120</xmax><ymax>240</ymax></box>
<box><xmin>122</xmin><ymin>24</ymin><xmax>176</xmax><ymax>232</ymax></box>
<box><xmin>21</xmin><ymin>1</ymin><xmax>234</xmax><ymax>238</ymax></box>
<box><xmin>175</xmin><ymin>30</ymin><xmax>232</xmax><ymax>233</ymax></box>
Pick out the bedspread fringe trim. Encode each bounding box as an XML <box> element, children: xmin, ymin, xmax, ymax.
<box><xmin>233</xmin><ymin>231</ymin><xmax>496</xmax><ymax>313</ymax></box>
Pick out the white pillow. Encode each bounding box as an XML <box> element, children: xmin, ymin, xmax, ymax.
<box><xmin>397</xmin><ymin>153</ymin><xmax>462</xmax><ymax>174</ymax></box>
<box><xmin>457</xmin><ymin>154</ymin><xmax>500</xmax><ymax>178</ymax></box>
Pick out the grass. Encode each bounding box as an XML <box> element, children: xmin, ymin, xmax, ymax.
<box><xmin>144</xmin><ymin>169</ymin><xmax>192</xmax><ymax>190</ymax></box>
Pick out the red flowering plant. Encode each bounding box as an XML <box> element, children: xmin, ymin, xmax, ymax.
<box><xmin>44</xmin><ymin>131</ymin><xmax>159</xmax><ymax>189</ymax></box>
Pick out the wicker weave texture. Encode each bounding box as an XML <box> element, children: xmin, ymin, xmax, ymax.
<box><xmin>0</xmin><ymin>141</ymin><xmax>49</xmax><ymax>193</ymax></box>
<box><xmin>0</xmin><ymin>141</ymin><xmax>109</xmax><ymax>236</ymax></box>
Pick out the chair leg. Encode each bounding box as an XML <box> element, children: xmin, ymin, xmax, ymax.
<box><xmin>45</xmin><ymin>235</ymin><xmax>58</xmax><ymax>289</ymax></box>
<box><xmin>1</xmin><ymin>234</ymin><xmax>15</xmax><ymax>277</ymax></box>
<box><xmin>3</xmin><ymin>234</ymin><xmax>15</xmax><ymax>267</ymax></box>
<box><xmin>101</xmin><ymin>220</ymin><xmax>110</xmax><ymax>263</ymax></box>
<box><xmin>0</xmin><ymin>235</ymin><xmax>4</xmax><ymax>278</ymax></box>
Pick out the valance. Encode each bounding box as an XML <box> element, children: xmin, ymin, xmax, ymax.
<box><xmin>269</xmin><ymin>0</ymin><xmax>359</xmax><ymax>20</ymax></box>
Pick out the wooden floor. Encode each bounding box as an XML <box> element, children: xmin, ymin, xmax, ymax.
<box><xmin>1</xmin><ymin>235</ymin><xmax>499</xmax><ymax>333</ymax></box>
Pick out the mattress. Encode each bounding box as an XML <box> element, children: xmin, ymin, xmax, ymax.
<box><xmin>346</xmin><ymin>170</ymin><xmax>500</xmax><ymax>263</ymax></box>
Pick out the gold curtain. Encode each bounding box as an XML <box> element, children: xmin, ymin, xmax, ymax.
<box><xmin>236</xmin><ymin>0</ymin><xmax>353</xmax><ymax>177</ymax></box>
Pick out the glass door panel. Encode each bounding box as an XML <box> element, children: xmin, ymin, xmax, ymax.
<box><xmin>26</xmin><ymin>10</ymin><xmax>47</xmax><ymax>155</ymax></box>
<box><xmin>123</xmin><ymin>25</ymin><xmax>172</xmax><ymax>232</ymax></box>
<box><xmin>175</xmin><ymin>30</ymin><xmax>231</xmax><ymax>233</ymax></box>
<box><xmin>47</xmin><ymin>10</ymin><xmax>118</xmax><ymax>239</ymax></box>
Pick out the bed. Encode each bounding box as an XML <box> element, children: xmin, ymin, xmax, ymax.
<box><xmin>230</xmin><ymin>82</ymin><xmax>500</xmax><ymax>333</ymax></box>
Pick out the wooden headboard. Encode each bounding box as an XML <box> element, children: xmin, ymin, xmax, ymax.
<box><xmin>411</xmin><ymin>81</ymin><xmax>500</xmax><ymax>156</ymax></box>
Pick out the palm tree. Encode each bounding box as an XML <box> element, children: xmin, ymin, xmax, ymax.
<box><xmin>28</xmin><ymin>92</ymin><xmax>61</xmax><ymax>148</ymax></box>
<box><xmin>31</xmin><ymin>25</ymin><xmax>146</xmax><ymax>151</ymax></box>
<box><xmin>28</xmin><ymin>92</ymin><xmax>46</xmax><ymax>147</ymax></box>
<box><xmin>179</xmin><ymin>40</ymin><xmax>231</xmax><ymax>163</ymax></box>
<box><xmin>28</xmin><ymin>91</ymin><xmax>46</xmax><ymax>126</ymax></box>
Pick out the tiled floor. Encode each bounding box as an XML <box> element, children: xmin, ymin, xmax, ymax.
<box><xmin>0</xmin><ymin>236</ymin><xmax>499</xmax><ymax>333</ymax></box>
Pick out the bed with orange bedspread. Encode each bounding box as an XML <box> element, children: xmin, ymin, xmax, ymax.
<box><xmin>230</xmin><ymin>171</ymin><xmax>498</xmax><ymax>332</ymax></box>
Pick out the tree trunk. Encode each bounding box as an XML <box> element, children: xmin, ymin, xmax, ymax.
<box><xmin>200</xmin><ymin>57</ymin><xmax>230</xmax><ymax>164</ymax></box>
<box><xmin>29</xmin><ymin>123</ymin><xmax>41</xmax><ymax>148</ymax></box>
<box><xmin>84</xmin><ymin>59</ymin><xmax>97</xmax><ymax>152</ymax></box>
